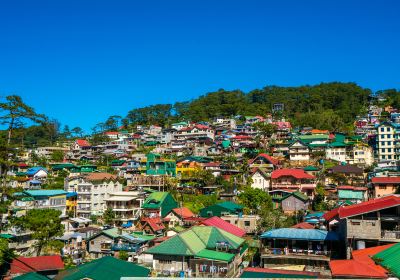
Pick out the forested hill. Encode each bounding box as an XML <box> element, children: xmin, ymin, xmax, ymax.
<box><xmin>124</xmin><ymin>82</ymin><xmax>372</xmax><ymax>131</ymax></box>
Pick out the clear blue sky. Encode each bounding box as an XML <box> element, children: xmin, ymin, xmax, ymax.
<box><xmin>1</xmin><ymin>0</ymin><xmax>399</xmax><ymax>132</ymax></box>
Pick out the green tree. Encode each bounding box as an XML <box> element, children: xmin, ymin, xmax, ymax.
<box><xmin>0</xmin><ymin>95</ymin><xmax>44</xmax><ymax>145</ymax></box>
<box><xmin>51</xmin><ymin>150</ymin><xmax>65</xmax><ymax>162</ymax></box>
<box><xmin>238</xmin><ymin>187</ymin><xmax>273</xmax><ymax>214</ymax></box>
<box><xmin>0</xmin><ymin>238</ymin><xmax>15</xmax><ymax>266</ymax></box>
<box><xmin>118</xmin><ymin>251</ymin><xmax>129</xmax><ymax>261</ymax></box>
<box><xmin>102</xmin><ymin>208</ymin><xmax>115</xmax><ymax>225</ymax></box>
<box><xmin>11</xmin><ymin>209</ymin><xmax>64</xmax><ymax>256</ymax></box>
<box><xmin>71</xmin><ymin>127</ymin><xmax>84</xmax><ymax>138</ymax></box>
<box><xmin>252</xmin><ymin>122</ymin><xmax>277</xmax><ymax>149</ymax></box>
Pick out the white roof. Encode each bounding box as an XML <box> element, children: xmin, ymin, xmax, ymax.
<box><xmin>70</xmin><ymin>217</ymin><xmax>91</xmax><ymax>223</ymax></box>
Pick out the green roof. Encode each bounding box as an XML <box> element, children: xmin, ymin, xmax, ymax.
<box><xmin>373</xmin><ymin>243</ymin><xmax>400</xmax><ymax>277</ymax></box>
<box><xmin>146</xmin><ymin>226</ymin><xmax>245</xmax><ymax>257</ymax></box>
<box><xmin>60</xmin><ymin>256</ymin><xmax>150</xmax><ymax>280</ymax></box>
<box><xmin>130</xmin><ymin>232</ymin><xmax>156</xmax><ymax>241</ymax></box>
<box><xmin>142</xmin><ymin>192</ymin><xmax>178</xmax><ymax>217</ymax></box>
<box><xmin>0</xmin><ymin>233</ymin><xmax>14</xmax><ymax>239</ymax></box>
<box><xmin>195</xmin><ymin>248</ymin><xmax>235</xmax><ymax>262</ymax></box>
<box><xmin>291</xmin><ymin>191</ymin><xmax>309</xmax><ymax>202</ymax></box>
<box><xmin>303</xmin><ymin>166</ymin><xmax>319</xmax><ymax>171</ymax></box>
<box><xmin>216</xmin><ymin>201</ymin><xmax>243</xmax><ymax>211</ymax></box>
<box><xmin>24</xmin><ymin>190</ymin><xmax>67</xmax><ymax>197</ymax></box>
<box><xmin>13</xmin><ymin>272</ymin><xmax>49</xmax><ymax>280</ymax></box>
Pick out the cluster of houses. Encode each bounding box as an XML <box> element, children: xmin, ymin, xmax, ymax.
<box><xmin>2</xmin><ymin>107</ymin><xmax>400</xmax><ymax>279</ymax></box>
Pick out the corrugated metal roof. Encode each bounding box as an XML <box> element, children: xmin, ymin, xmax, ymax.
<box><xmin>373</xmin><ymin>243</ymin><xmax>400</xmax><ymax>277</ymax></box>
<box><xmin>195</xmin><ymin>249</ymin><xmax>235</xmax><ymax>262</ymax></box>
<box><xmin>260</xmin><ymin>228</ymin><xmax>339</xmax><ymax>241</ymax></box>
<box><xmin>24</xmin><ymin>189</ymin><xmax>67</xmax><ymax>197</ymax></box>
<box><xmin>202</xmin><ymin>216</ymin><xmax>246</xmax><ymax>237</ymax></box>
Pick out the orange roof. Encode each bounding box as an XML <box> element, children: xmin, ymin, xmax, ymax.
<box><xmin>330</xmin><ymin>244</ymin><xmax>394</xmax><ymax>278</ymax></box>
<box><xmin>171</xmin><ymin>207</ymin><xmax>195</xmax><ymax>219</ymax></box>
<box><xmin>291</xmin><ymin>222</ymin><xmax>314</xmax><ymax>229</ymax></box>
<box><xmin>76</xmin><ymin>139</ymin><xmax>90</xmax><ymax>147</ymax></box>
<box><xmin>311</xmin><ymin>129</ymin><xmax>329</xmax><ymax>134</ymax></box>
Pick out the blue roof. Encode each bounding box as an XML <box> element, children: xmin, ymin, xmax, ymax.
<box><xmin>66</xmin><ymin>192</ymin><xmax>78</xmax><ymax>198</ymax></box>
<box><xmin>304</xmin><ymin>212</ymin><xmax>325</xmax><ymax>219</ymax></box>
<box><xmin>24</xmin><ymin>190</ymin><xmax>67</xmax><ymax>197</ymax></box>
<box><xmin>28</xmin><ymin>180</ymin><xmax>42</xmax><ymax>185</ymax></box>
<box><xmin>260</xmin><ymin>228</ymin><xmax>339</xmax><ymax>241</ymax></box>
<box><xmin>26</xmin><ymin>167</ymin><xmax>48</xmax><ymax>176</ymax></box>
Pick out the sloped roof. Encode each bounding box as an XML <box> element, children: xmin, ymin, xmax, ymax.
<box><xmin>260</xmin><ymin>228</ymin><xmax>339</xmax><ymax>241</ymax></box>
<box><xmin>371</xmin><ymin>176</ymin><xmax>400</xmax><ymax>184</ymax></box>
<box><xmin>195</xmin><ymin>248</ymin><xmax>235</xmax><ymax>262</ymax></box>
<box><xmin>142</xmin><ymin>192</ymin><xmax>168</xmax><ymax>209</ymax></box>
<box><xmin>146</xmin><ymin>226</ymin><xmax>244</xmax><ymax>256</ymax></box>
<box><xmin>26</xmin><ymin>167</ymin><xmax>47</xmax><ymax>176</ymax></box>
<box><xmin>329</xmin><ymin>259</ymin><xmax>387</xmax><ymax>278</ymax></box>
<box><xmin>10</xmin><ymin>256</ymin><xmax>64</xmax><ymax>275</ymax></box>
<box><xmin>76</xmin><ymin>139</ymin><xmax>90</xmax><ymax>147</ymax></box>
<box><xmin>142</xmin><ymin>217</ymin><xmax>165</xmax><ymax>232</ymax></box>
<box><xmin>85</xmin><ymin>172</ymin><xmax>117</xmax><ymax>181</ymax></box>
<box><xmin>58</xmin><ymin>256</ymin><xmax>149</xmax><ymax>280</ymax></box>
<box><xmin>337</xmin><ymin>185</ymin><xmax>367</xmax><ymax>191</ymax></box>
<box><xmin>330</xmin><ymin>244</ymin><xmax>394</xmax><ymax>278</ymax></box>
<box><xmin>291</xmin><ymin>222</ymin><xmax>314</xmax><ymax>229</ymax></box>
<box><xmin>249</xmin><ymin>153</ymin><xmax>279</xmax><ymax>166</ymax></box>
<box><xmin>171</xmin><ymin>207</ymin><xmax>194</xmax><ymax>219</ymax></box>
<box><xmin>373</xmin><ymin>243</ymin><xmax>400</xmax><ymax>277</ymax></box>
<box><xmin>271</xmin><ymin>169</ymin><xmax>315</xmax><ymax>179</ymax></box>
<box><xmin>202</xmin><ymin>216</ymin><xmax>246</xmax><ymax>237</ymax></box>
<box><xmin>13</xmin><ymin>272</ymin><xmax>49</xmax><ymax>280</ymax></box>
<box><xmin>324</xmin><ymin>195</ymin><xmax>400</xmax><ymax>220</ymax></box>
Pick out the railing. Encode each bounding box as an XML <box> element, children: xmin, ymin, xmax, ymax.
<box><xmin>111</xmin><ymin>244</ymin><xmax>140</xmax><ymax>252</ymax></box>
<box><xmin>263</xmin><ymin>247</ymin><xmax>331</xmax><ymax>257</ymax></box>
<box><xmin>272</xmin><ymin>184</ymin><xmax>316</xmax><ymax>189</ymax></box>
<box><xmin>382</xmin><ymin>230</ymin><xmax>400</xmax><ymax>239</ymax></box>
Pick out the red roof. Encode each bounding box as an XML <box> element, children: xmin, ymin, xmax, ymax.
<box><xmin>171</xmin><ymin>207</ymin><xmax>195</xmax><ymax>219</ymax></box>
<box><xmin>271</xmin><ymin>169</ymin><xmax>315</xmax><ymax>179</ymax></box>
<box><xmin>291</xmin><ymin>222</ymin><xmax>315</xmax><ymax>229</ymax></box>
<box><xmin>233</xmin><ymin>135</ymin><xmax>252</xmax><ymax>140</ymax></box>
<box><xmin>18</xmin><ymin>163</ymin><xmax>29</xmax><ymax>168</ymax></box>
<box><xmin>76</xmin><ymin>139</ymin><xmax>90</xmax><ymax>147</ymax></box>
<box><xmin>105</xmin><ymin>131</ymin><xmax>119</xmax><ymax>135</ymax></box>
<box><xmin>324</xmin><ymin>195</ymin><xmax>400</xmax><ymax>219</ymax></box>
<box><xmin>337</xmin><ymin>185</ymin><xmax>367</xmax><ymax>191</ymax></box>
<box><xmin>142</xmin><ymin>217</ymin><xmax>165</xmax><ymax>232</ymax></box>
<box><xmin>10</xmin><ymin>256</ymin><xmax>64</xmax><ymax>275</ymax></box>
<box><xmin>243</xmin><ymin>267</ymin><xmax>319</xmax><ymax>277</ymax></box>
<box><xmin>371</xmin><ymin>176</ymin><xmax>400</xmax><ymax>184</ymax></box>
<box><xmin>203</xmin><ymin>162</ymin><xmax>220</xmax><ymax>167</ymax></box>
<box><xmin>249</xmin><ymin>153</ymin><xmax>279</xmax><ymax>166</ymax></box>
<box><xmin>201</xmin><ymin>216</ymin><xmax>246</xmax><ymax>237</ymax></box>
<box><xmin>329</xmin><ymin>244</ymin><xmax>394</xmax><ymax>278</ymax></box>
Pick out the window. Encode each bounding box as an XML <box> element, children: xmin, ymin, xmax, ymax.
<box><xmin>388</xmin><ymin>148</ymin><xmax>392</xmax><ymax>153</ymax></box>
<box><xmin>91</xmin><ymin>241</ymin><xmax>94</xmax><ymax>245</ymax></box>
<box><xmin>159</xmin><ymin>260</ymin><xmax>172</xmax><ymax>264</ymax></box>
<box><xmin>388</xmin><ymin>155</ymin><xmax>392</xmax><ymax>159</ymax></box>
<box><xmin>244</xmin><ymin>221</ymin><xmax>250</xmax><ymax>227</ymax></box>
<box><xmin>379</xmin><ymin>186</ymin><xmax>387</xmax><ymax>189</ymax></box>
<box><xmin>381</xmin><ymin>127</ymin><xmax>385</xmax><ymax>132</ymax></box>
<box><xmin>351</xmin><ymin>221</ymin><xmax>361</xmax><ymax>226</ymax></box>
<box><xmin>388</xmin><ymin>134</ymin><xmax>392</xmax><ymax>139</ymax></box>
<box><xmin>387</xmin><ymin>127</ymin><xmax>391</xmax><ymax>132</ymax></box>
<box><xmin>381</xmin><ymin>148</ymin><xmax>385</xmax><ymax>153</ymax></box>
<box><xmin>381</xmin><ymin>135</ymin><xmax>385</xmax><ymax>139</ymax></box>
<box><xmin>382</xmin><ymin>155</ymin><xmax>386</xmax><ymax>159</ymax></box>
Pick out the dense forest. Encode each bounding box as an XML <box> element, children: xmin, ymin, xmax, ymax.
<box><xmin>1</xmin><ymin>82</ymin><xmax>400</xmax><ymax>148</ymax></box>
<box><xmin>125</xmin><ymin>82</ymin><xmax>373</xmax><ymax>131</ymax></box>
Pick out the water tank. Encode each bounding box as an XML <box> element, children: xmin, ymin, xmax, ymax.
<box><xmin>357</xmin><ymin>240</ymin><xmax>366</xmax><ymax>250</ymax></box>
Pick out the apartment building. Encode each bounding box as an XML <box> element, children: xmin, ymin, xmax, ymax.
<box><xmin>66</xmin><ymin>173</ymin><xmax>123</xmax><ymax>218</ymax></box>
<box><xmin>376</xmin><ymin>122</ymin><xmax>400</xmax><ymax>161</ymax></box>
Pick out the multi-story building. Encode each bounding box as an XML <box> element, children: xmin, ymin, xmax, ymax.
<box><xmin>270</xmin><ymin>169</ymin><xmax>316</xmax><ymax>198</ymax></box>
<box><xmin>104</xmin><ymin>191</ymin><xmax>144</xmax><ymax>225</ymax></box>
<box><xmin>12</xmin><ymin>190</ymin><xmax>67</xmax><ymax>216</ymax></box>
<box><xmin>66</xmin><ymin>173</ymin><xmax>123</xmax><ymax>218</ymax></box>
<box><xmin>146</xmin><ymin>153</ymin><xmax>176</xmax><ymax>176</ymax></box>
<box><xmin>324</xmin><ymin>195</ymin><xmax>400</xmax><ymax>258</ymax></box>
<box><xmin>376</xmin><ymin>122</ymin><xmax>400</xmax><ymax>161</ymax></box>
<box><xmin>288</xmin><ymin>140</ymin><xmax>310</xmax><ymax>162</ymax></box>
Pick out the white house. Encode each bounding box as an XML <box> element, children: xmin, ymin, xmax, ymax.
<box><xmin>288</xmin><ymin>140</ymin><xmax>310</xmax><ymax>162</ymax></box>
<box><xmin>250</xmin><ymin>168</ymin><xmax>270</xmax><ymax>191</ymax></box>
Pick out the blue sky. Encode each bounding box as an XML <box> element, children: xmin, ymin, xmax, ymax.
<box><xmin>1</xmin><ymin>0</ymin><xmax>399</xmax><ymax>131</ymax></box>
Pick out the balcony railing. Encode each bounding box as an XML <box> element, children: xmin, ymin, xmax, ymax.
<box><xmin>111</xmin><ymin>244</ymin><xmax>140</xmax><ymax>252</ymax></box>
<box><xmin>382</xmin><ymin>230</ymin><xmax>400</xmax><ymax>239</ymax></box>
<box><xmin>263</xmin><ymin>247</ymin><xmax>331</xmax><ymax>257</ymax></box>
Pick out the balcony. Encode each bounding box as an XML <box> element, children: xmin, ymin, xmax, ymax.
<box><xmin>111</xmin><ymin>244</ymin><xmax>140</xmax><ymax>252</ymax></box>
<box><xmin>381</xmin><ymin>230</ymin><xmax>400</xmax><ymax>240</ymax></box>
<box><xmin>262</xmin><ymin>247</ymin><xmax>331</xmax><ymax>261</ymax></box>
